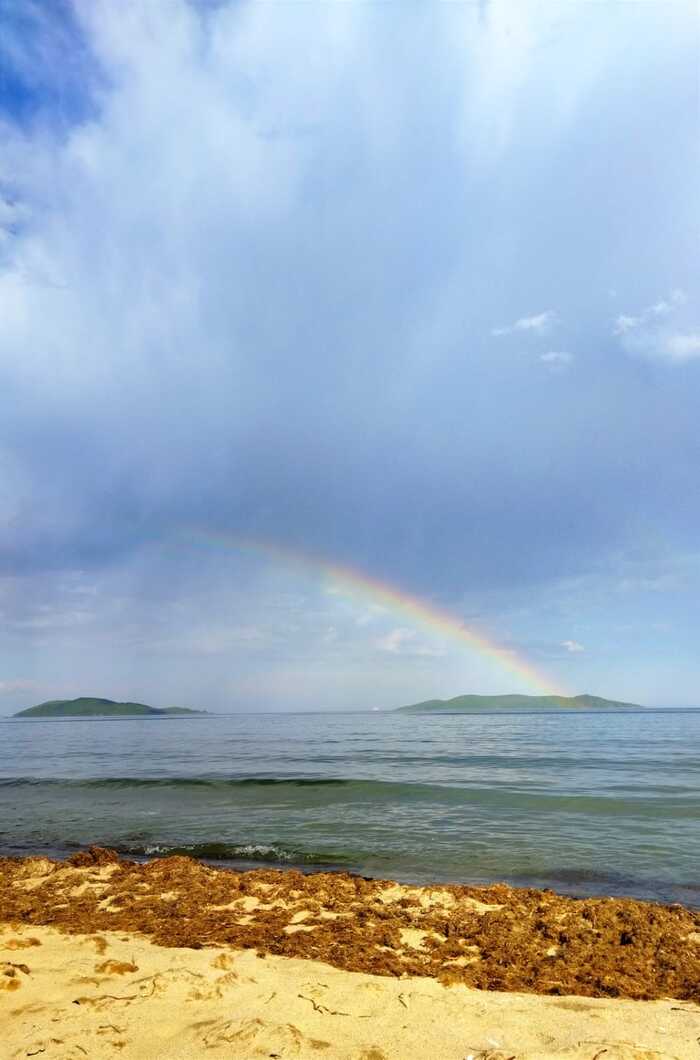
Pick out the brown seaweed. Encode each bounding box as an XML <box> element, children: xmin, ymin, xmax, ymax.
<box><xmin>1</xmin><ymin>848</ymin><xmax>699</xmax><ymax>1003</ymax></box>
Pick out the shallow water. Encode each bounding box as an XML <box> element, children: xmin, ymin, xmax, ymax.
<box><xmin>2</xmin><ymin>708</ymin><xmax>699</xmax><ymax>904</ymax></box>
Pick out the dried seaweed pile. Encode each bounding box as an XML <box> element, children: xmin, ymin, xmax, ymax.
<box><xmin>1</xmin><ymin>848</ymin><xmax>699</xmax><ymax>1003</ymax></box>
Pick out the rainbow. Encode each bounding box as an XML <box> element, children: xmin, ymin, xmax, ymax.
<box><xmin>184</xmin><ymin>532</ymin><xmax>569</xmax><ymax>697</ymax></box>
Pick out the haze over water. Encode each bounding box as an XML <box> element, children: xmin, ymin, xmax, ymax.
<box><xmin>3</xmin><ymin>708</ymin><xmax>699</xmax><ymax>907</ymax></box>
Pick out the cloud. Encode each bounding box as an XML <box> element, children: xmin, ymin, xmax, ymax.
<box><xmin>0</xmin><ymin>0</ymin><xmax>623</xmax><ymax>600</ymax></box>
<box><xmin>614</xmin><ymin>315</ymin><xmax>642</xmax><ymax>336</ymax></box>
<box><xmin>540</xmin><ymin>351</ymin><xmax>573</xmax><ymax>371</ymax></box>
<box><xmin>560</xmin><ymin>639</ymin><xmax>584</xmax><ymax>653</ymax></box>
<box><xmin>354</xmin><ymin>605</ymin><xmax>389</xmax><ymax>627</ymax></box>
<box><xmin>173</xmin><ymin>626</ymin><xmax>268</xmax><ymax>656</ymax></box>
<box><xmin>0</xmin><ymin>1</ymin><xmax>699</xmax><ymax>708</ymax></box>
<box><xmin>0</xmin><ymin>679</ymin><xmax>40</xmax><ymax>696</ymax></box>
<box><xmin>491</xmin><ymin>310</ymin><xmax>557</xmax><ymax>337</ymax></box>
<box><xmin>613</xmin><ymin>290</ymin><xmax>685</xmax><ymax>336</ymax></box>
<box><xmin>614</xmin><ymin>290</ymin><xmax>699</xmax><ymax>362</ymax></box>
<box><xmin>375</xmin><ymin>628</ymin><xmax>446</xmax><ymax>657</ymax></box>
<box><xmin>659</xmin><ymin>332</ymin><xmax>700</xmax><ymax>362</ymax></box>
<box><xmin>8</xmin><ymin>607</ymin><xmax>94</xmax><ymax>632</ymax></box>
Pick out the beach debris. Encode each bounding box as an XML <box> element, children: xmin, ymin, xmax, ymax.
<box><xmin>463</xmin><ymin>1052</ymin><xmax>515</xmax><ymax>1060</ymax></box>
<box><xmin>298</xmin><ymin>992</ymin><xmax>351</xmax><ymax>1015</ymax></box>
<box><xmin>1</xmin><ymin>848</ymin><xmax>700</xmax><ymax>1005</ymax></box>
<box><xmin>95</xmin><ymin>959</ymin><xmax>138</xmax><ymax>975</ymax></box>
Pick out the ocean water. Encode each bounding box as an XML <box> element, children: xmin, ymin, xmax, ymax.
<box><xmin>2</xmin><ymin>709</ymin><xmax>699</xmax><ymax>905</ymax></box>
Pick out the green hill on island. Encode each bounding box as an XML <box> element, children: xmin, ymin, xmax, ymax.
<box><xmin>396</xmin><ymin>693</ymin><xmax>645</xmax><ymax>713</ymax></box>
<box><xmin>14</xmin><ymin>697</ymin><xmax>205</xmax><ymax>719</ymax></box>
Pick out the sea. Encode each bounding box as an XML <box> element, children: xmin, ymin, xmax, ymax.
<box><xmin>2</xmin><ymin>708</ymin><xmax>699</xmax><ymax>906</ymax></box>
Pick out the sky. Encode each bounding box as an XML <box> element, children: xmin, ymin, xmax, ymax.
<box><xmin>0</xmin><ymin>0</ymin><xmax>699</xmax><ymax>713</ymax></box>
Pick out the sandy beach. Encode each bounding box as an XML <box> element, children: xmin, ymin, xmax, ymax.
<box><xmin>2</xmin><ymin>849</ymin><xmax>699</xmax><ymax>1059</ymax></box>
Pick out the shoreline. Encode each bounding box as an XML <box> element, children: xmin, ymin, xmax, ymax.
<box><xmin>2</xmin><ymin>849</ymin><xmax>700</xmax><ymax>1058</ymax></box>
<box><xmin>4</xmin><ymin>843</ymin><xmax>695</xmax><ymax>909</ymax></box>
<box><xmin>1</xmin><ymin>847</ymin><xmax>699</xmax><ymax>1001</ymax></box>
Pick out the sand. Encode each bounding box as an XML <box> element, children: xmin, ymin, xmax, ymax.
<box><xmin>2</xmin><ymin>850</ymin><xmax>700</xmax><ymax>1059</ymax></box>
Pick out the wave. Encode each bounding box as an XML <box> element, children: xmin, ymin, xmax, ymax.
<box><xmin>1</xmin><ymin>833</ymin><xmax>697</xmax><ymax>905</ymax></box>
<box><xmin>0</xmin><ymin>775</ymin><xmax>350</xmax><ymax>789</ymax></box>
<box><xmin>1</xmin><ymin>775</ymin><xmax>699</xmax><ymax>816</ymax></box>
<box><xmin>114</xmin><ymin>840</ymin><xmax>354</xmax><ymax>866</ymax></box>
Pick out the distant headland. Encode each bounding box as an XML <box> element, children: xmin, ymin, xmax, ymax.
<box><xmin>13</xmin><ymin>697</ymin><xmax>206</xmax><ymax>719</ymax></box>
<box><xmin>396</xmin><ymin>693</ymin><xmax>646</xmax><ymax>713</ymax></box>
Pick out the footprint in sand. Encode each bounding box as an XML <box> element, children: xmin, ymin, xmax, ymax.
<box><xmin>1</xmin><ymin>961</ymin><xmax>31</xmax><ymax>992</ymax></box>
<box><xmin>210</xmin><ymin>951</ymin><xmax>236</xmax><ymax>970</ymax></box>
<box><xmin>15</xmin><ymin>1042</ymin><xmax>90</xmax><ymax>1060</ymax></box>
<box><xmin>95</xmin><ymin>959</ymin><xmax>138</xmax><ymax>975</ymax></box>
<box><xmin>200</xmin><ymin>1016</ymin><xmax>331</xmax><ymax>1055</ymax></box>
<box><xmin>209</xmin><ymin>952</ymin><xmax>257</xmax><ymax>984</ymax></box>
<box><xmin>466</xmin><ymin>1046</ymin><xmax>683</xmax><ymax>1060</ymax></box>
<box><xmin>2</xmin><ymin>937</ymin><xmax>41</xmax><ymax>951</ymax></box>
<box><xmin>566</xmin><ymin>1045</ymin><xmax>686</xmax><ymax>1060</ymax></box>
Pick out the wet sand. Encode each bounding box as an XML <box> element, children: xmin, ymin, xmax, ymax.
<box><xmin>2</xmin><ymin>849</ymin><xmax>699</xmax><ymax>1058</ymax></box>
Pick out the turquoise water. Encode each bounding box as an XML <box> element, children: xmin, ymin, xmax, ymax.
<box><xmin>2</xmin><ymin>709</ymin><xmax>699</xmax><ymax>904</ymax></box>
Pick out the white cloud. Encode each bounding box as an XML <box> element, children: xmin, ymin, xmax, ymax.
<box><xmin>376</xmin><ymin>628</ymin><xmax>412</xmax><ymax>653</ymax></box>
<box><xmin>560</xmin><ymin>639</ymin><xmax>584</xmax><ymax>653</ymax></box>
<box><xmin>650</xmin><ymin>300</ymin><xmax>673</xmax><ymax>317</ymax></box>
<box><xmin>375</xmin><ymin>627</ymin><xmax>446</xmax><ymax>657</ymax></box>
<box><xmin>540</xmin><ymin>351</ymin><xmax>573</xmax><ymax>371</ymax></box>
<box><xmin>613</xmin><ymin>314</ymin><xmax>642</xmax><ymax>336</ymax></box>
<box><xmin>492</xmin><ymin>310</ymin><xmax>556</xmax><ymax>337</ymax></box>
<box><xmin>162</xmin><ymin>625</ymin><xmax>267</xmax><ymax>656</ymax></box>
<box><xmin>9</xmin><ymin>608</ymin><xmax>94</xmax><ymax>631</ymax></box>
<box><xmin>0</xmin><ymin>679</ymin><xmax>39</xmax><ymax>696</ymax></box>
<box><xmin>613</xmin><ymin>290</ymin><xmax>698</xmax><ymax>362</ymax></box>
<box><xmin>354</xmin><ymin>604</ymin><xmax>389</xmax><ymax>627</ymax></box>
<box><xmin>613</xmin><ymin>291</ymin><xmax>686</xmax><ymax>336</ymax></box>
<box><xmin>660</xmin><ymin>332</ymin><xmax>700</xmax><ymax>362</ymax></box>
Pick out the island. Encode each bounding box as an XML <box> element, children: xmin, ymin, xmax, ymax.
<box><xmin>13</xmin><ymin>697</ymin><xmax>206</xmax><ymax>719</ymax></box>
<box><xmin>396</xmin><ymin>692</ymin><xmax>646</xmax><ymax>713</ymax></box>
